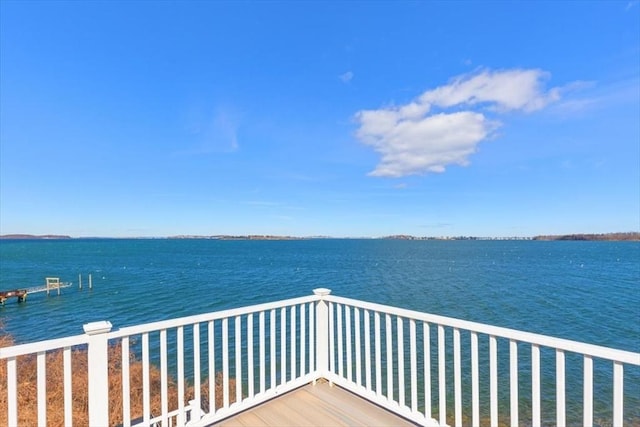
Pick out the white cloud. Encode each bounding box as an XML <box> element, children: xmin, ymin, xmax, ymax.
<box><xmin>355</xmin><ymin>68</ymin><xmax>562</xmax><ymax>177</ymax></box>
<box><xmin>420</xmin><ymin>69</ymin><xmax>560</xmax><ymax>112</ymax></box>
<box><xmin>339</xmin><ymin>71</ymin><xmax>354</xmax><ymax>83</ymax></box>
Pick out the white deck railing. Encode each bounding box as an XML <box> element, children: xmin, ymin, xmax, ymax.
<box><xmin>1</xmin><ymin>289</ymin><xmax>639</xmax><ymax>427</ymax></box>
<box><xmin>323</xmin><ymin>294</ymin><xmax>640</xmax><ymax>427</ymax></box>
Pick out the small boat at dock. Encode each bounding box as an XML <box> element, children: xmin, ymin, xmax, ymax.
<box><xmin>0</xmin><ymin>289</ymin><xmax>28</xmax><ymax>304</ymax></box>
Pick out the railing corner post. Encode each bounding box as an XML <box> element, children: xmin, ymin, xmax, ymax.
<box><xmin>313</xmin><ymin>288</ymin><xmax>331</xmax><ymax>378</ymax></box>
<box><xmin>83</xmin><ymin>320</ymin><xmax>113</xmax><ymax>427</ymax></box>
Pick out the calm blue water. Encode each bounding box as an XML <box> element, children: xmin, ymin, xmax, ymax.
<box><xmin>1</xmin><ymin>239</ymin><xmax>638</xmax><ymax>424</ymax></box>
<box><xmin>1</xmin><ymin>239</ymin><xmax>637</xmax><ymax>351</ymax></box>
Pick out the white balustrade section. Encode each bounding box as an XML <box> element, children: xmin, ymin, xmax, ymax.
<box><xmin>324</xmin><ymin>294</ymin><xmax>640</xmax><ymax>427</ymax></box>
<box><xmin>1</xmin><ymin>290</ymin><xmax>639</xmax><ymax>427</ymax></box>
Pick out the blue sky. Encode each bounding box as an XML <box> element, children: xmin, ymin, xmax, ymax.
<box><xmin>1</xmin><ymin>1</ymin><xmax>638</xmax><ymax>238</ymax></box>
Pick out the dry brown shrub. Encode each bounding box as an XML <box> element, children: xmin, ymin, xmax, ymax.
<box><xmin>0</xmin><ymin>332</ymin><xmax>235</xmax><ymax>427</ymax></box>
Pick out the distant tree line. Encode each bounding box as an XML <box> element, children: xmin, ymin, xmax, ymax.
<box><xmin>533</xmin><ymin>232</ymin><xmax>640</xmax><ymax>241</ymax></box>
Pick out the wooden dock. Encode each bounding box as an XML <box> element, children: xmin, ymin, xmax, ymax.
<box><xmin>27</xmin><ymin>277</ymin><xmax>72</xmax><ymax>295</ymax></box>
<box><xmin>1</xmin><ymin>277</ymin><xmax>74</xmax><ymax>305</ymax></box>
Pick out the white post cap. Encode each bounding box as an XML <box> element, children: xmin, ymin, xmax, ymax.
<box><xmin>83</xmin><ymin>321</ymin><xmax>113</xmax><ymax>335</ymax></box>
<box><xmin>313</xmin><ymin>288</ymin><xmax>332</xmax><ymax>296</ymax></box>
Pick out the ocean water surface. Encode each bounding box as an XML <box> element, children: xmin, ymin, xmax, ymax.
<box><xmin>1</xmin><ymin>239</ymin><xmax>637</xmax><ymax>350</ymax></box>
<box><xmin>1</xmin><ymin>239</ymin><xmax>638</xmax><ymax>424</ymax></box>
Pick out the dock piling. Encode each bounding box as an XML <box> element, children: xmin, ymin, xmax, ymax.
<box><xmin>46</xmin><ymin>277</ymin><xmax>61</xmax><ymax>296</ymax></box>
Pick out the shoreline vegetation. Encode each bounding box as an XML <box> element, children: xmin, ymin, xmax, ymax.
<box><xmin>1</xmin><ymin>232</ymin><xmax>639</xmax><ymax>241</ymax></box>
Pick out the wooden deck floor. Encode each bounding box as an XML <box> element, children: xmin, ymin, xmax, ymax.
<box><xmin>214</xmin><ymin>380</ymin><xmax>419</xmax><ymax>427</ymax></box>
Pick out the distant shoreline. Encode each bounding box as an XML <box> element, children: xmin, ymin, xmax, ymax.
<box><xmin>531</xmin><ymin>232</ymin><xmax>640</xmax><ymax>241</ymax></box>
<box><xmin>1</xmin><ymin>232</ymin><xmax>638</xmax><ymax>241</ymax></box>
<box><xmin>0</xmin><ymin>234</ymin><xmax>73</xmax><ymax>240</ymax></box>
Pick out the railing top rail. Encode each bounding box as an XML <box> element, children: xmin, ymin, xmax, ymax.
<box><xmin>0</xmin><ymin>333</ymin><xmax>89</xmax><ymax>359</ymax></box>
<box><xmin>108</xmin><ymin>294</ymin><xmax>318</xmax><ymax>339</ymax></box>
<box><xmin>3</xmin><ymin>291</ymin><xmax>637</xmax><ymax>367</ymax></box>
<box><xmin>325</xmin><ymin>295</ymin><xmax>640</xmax><ymax>365</ymax></box>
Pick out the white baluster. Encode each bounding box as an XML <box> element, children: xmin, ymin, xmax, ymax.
<box><xmin>142</xmin><ymin>332</ymin><xmax>150</xmax><ymax>424</ymax></box>
<box><xmin>301</xmin><ymin>304</ymin><xmax>306</xmax><ymax>377</ymax></box>
<box><xmin>556</xmin><ymin>349</ymin><xmax>565</xmax><ymax>427</ymax></box>
<box><xmin>122</xmin><ymin>337</ymin><xmax>131</xmax><ymax>427</ymax></box>
<box><xmin>375</xmin><ymin>312</ymin><xmax>381</xmax><ymax>396</ymax></box>
<box><xmin>222</xmin><ymin>317</ymin><xmax>229</xmax><ymax>408</ymax></box>
<box><xmin>438</xmin><ymin>325</ymin><xmax>446</xmax><ymax>426</ymax></box>
<box><xmin>355</xmin><ymin>307</ymin><xmax>361</xmax><ymax>387</ymax></box>
<box><xmin>364</xmin><ymin>309</ymin><xmax>372</xmax><ymax>390</ymax></box>
<box><xmin>424</xmin><ymin>322</ymin><xmax>431</xmax><ymax>421</ymax></box>
<box><xmin>613</xmin><ymin>362</ymin><xmax>624</xmax><ymax>427</ymax></box>
<box><xmin>386</xmin><ymin>314</ymin><xmax>393</xmax><ymax>401</ymax></box>
<box><xmin>410</xmin><ymin>319</ymin><xmax>417</xmax><ymax>413</ymax></box>
<box><xmin>510</xmin><ymin>339</ymin><xmax>518</xmax><ymax>427</ymax></box>
<box><xmin>177</xmin><ymin>326</ymin><xmax>185</xmax><ymax>424</ymax></box>
<box><xmin>248</xmin><ymin>314</ymin><xmax>254</xmax><ymax>398</ymax></box>
<box><xmin>160</xmin><ymin>329</ymin><xmax>168</xmax><ymax>424</ymax></box>
<box><xmin>290</xmin><ymin>306</ymin><xmax>296</xmax><ymax>381</ymax></box>
<box><xmin>490</xmin><ymin>335</ymin><xmax>498</xmax><ymax>427</ymax></box>
<box><xmin>207</xmin><ymin>321</ymin><xmax>215</xmax><ymax>415</ymax></box>
<box><xmin>346</xmin><ymin>306</ymin><xmax>352</xmax><ymax>381</ymax></box>
<box><xmin>454</xmin><ymin>328</ymin><xmax>461</xmax><ymax>427</ymax></box>
<box><xmin>583</xmin><ymin>355</ymin><xmax>592</xmax><ymax>427</ymax></box>
<box><xmin>398</xmin><ymin>317</ymin><xmax>405</xmax><ymax>407</ymax></box>
<box><xmin>63</xmin><ymin>347</ymin><xmax>72</xmax><ymax>426</ymax></box>
<box><xmin>193</xmin><ymin>322</ymin><xmax>201</xmax><ymax>413</ymax></box>
<box><xmin>281</xmin><ymin>307</ymin><xmax>287</xmax><ymax>385</ymax></box>
<box><xmin>259</xmin><ymin>312</ymin><xmax>266</xmax><ymax>393</ymax></box>
<box><xmin>531</xmin><ymin>344</ymin><xmax>540</xmax><ymax>427</ymax></box>
<box><xmin>236</xmin><ymin>316</ymin><xmax>242</xmax><ymax>402</ymax></box>
<box><xmin>37</xmin><ymin>351</ymin><xmax>46</xmax><ymax>427</ymax></box>
<box><xmin>471</xmin><ymin>332</ymin><xmax>479</xmax><ymax>427</ymax></box>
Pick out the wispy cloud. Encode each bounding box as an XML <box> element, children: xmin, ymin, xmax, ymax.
<box><xmin>212</xmin><ymin>109</ymin><xmax>240</xmax><ymax>151</ymax></box>
<box><xmin>243</xmin><ymin>200</ymin><xmax>282</xmax><ymax>207</ymax></box>
<box><xmin>339</xmin><ymin>71</ymin><xmax>354</xmax><ymax>83</ymax></box>
<box><xmin>178</xmin><ymin>107</ymin><xmax>240</xmax><ymax>155</ymax></box>
<box><xmin>550</xmin><ymin>77</ymin><xmax>638</xmax><ymax>117</ymax></box>
<box><xmin>243</xmin><ymin>200</ymin><xmax>305</xmax><ymax>211</ymax></box>
<box><xmin>354</xmin><ymin>68</ymin><xmax>564</xmax><ymax>177</ymax></box>
<box><xmin>551</xmin><ymin>98</ymin><xmax>597</xmax><ymax>116</ymax></box>
<box><xmin>419</xmin><ymin>222</ymin><xmax>453</xmax><ymax>229</ymax></box>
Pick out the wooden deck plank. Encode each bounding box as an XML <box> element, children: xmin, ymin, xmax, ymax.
<box><xmin>214</xmin><ymin>381</ymin><xmax>418</xmax><ymax>427</ymax></box>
